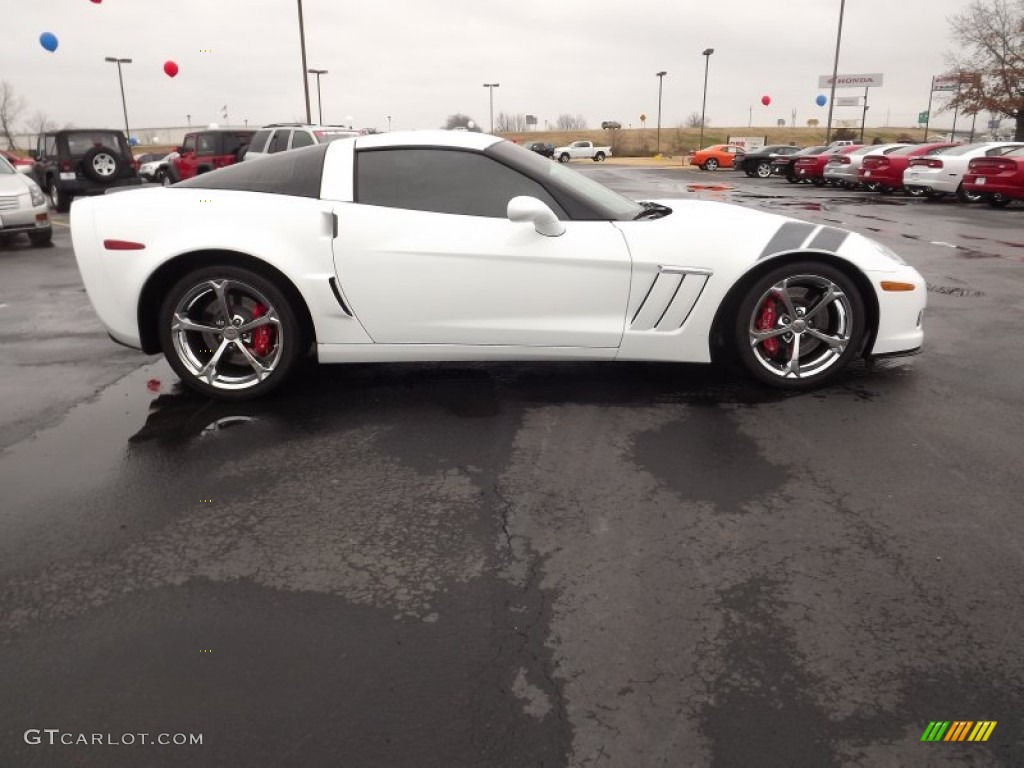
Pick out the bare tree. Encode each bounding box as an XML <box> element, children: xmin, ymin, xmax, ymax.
<box><xmin>494</xmin><ymin>111</ymin><xmax>528</xmax><ymax>132</ymax></box>
<box><xmin>555</xmin><ymin>113</ymin><xmax>587</xmax><ymax>131</ymax></box>
<box><xmin>0</xmin><ymin>80</ymin><xmax>27</xmax><ymax>150</ymax></box>
<box><xmin>26</xmin><ymin>110</ymin><xmax>57</xmax><ymax>144</ymax></box>
<box><xmin>443</xmin><ymin>113</ymin><xmax>482</xmax><ymax>132</ymax></box>
<box><xmin>684</xmin><ymin>112</ymin><xmax>708</xmax><ymax>128</ymax></box>
<box><xmin>945</xmin><ymin>0</ymin><xmax>1024</xmax><ymax>139</ymax></box>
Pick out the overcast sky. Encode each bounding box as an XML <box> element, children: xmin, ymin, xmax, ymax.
<box><xmin>6</xmin><ymin>0</ymin><xmax>981</xmax><ymax>135</ymax></box>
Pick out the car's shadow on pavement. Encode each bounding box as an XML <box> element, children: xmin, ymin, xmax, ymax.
<box><xmin>130</xmin><ymin>359</ymin><xmax>916</xmax><ymax>445</ymax></box>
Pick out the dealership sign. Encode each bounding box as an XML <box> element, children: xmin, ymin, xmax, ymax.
<box><xmin>818</xmin><ymin>73</ymin><xmax>885</xmax><ymax>88</ymax></box>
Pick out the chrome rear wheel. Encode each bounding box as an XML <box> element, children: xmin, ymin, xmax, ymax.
<box><xmin>159</xmin><ymin>266</ymin><xmax>304</xmax><ymax>399</ymax></box>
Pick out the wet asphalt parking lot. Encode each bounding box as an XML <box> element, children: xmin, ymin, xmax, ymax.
<box><xmin>1</xmin><ymin>168</ymin><xmax>1022</xmax><ymax>767</ymax></box>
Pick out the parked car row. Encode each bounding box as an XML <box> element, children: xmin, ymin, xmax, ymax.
<box><xmin>749</xmin><ymin>139</ymin><xmax>1024</xmax><ymax>208</ymax></box>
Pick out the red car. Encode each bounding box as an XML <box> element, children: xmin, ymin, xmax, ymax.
<box><xmin>166</xmin><ymin>128</ymin><xmax>255</xmax><ymax>183</ymax></box>
<box><xmin>0</xmin><ymin>149</ymin><xmax>34</xmax><ymax>175</ymax></box>
<box><xmin>858</xmin><ymin>143</ymin><xmax>957</xmax><ymax>194</ymax></box>
<box><xmin>962</xmin><ymin>146</ymin><xmax>1024</xmax><ymax>207</ymax></box>
<box><xmin>793</xmin><ymin>145</ymin><xmax>862</xmax><ymax>185</ymax></box>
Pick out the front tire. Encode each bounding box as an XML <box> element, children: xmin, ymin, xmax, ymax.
<box><xmin>755</xmin><ymin>161</ymin><xmax>773</xmax><ymax>178</ymax></box>
<box><xmin>558</xmin><ymin>153</ymin><xmax>570</xmax><ymax>163</ymax></box>
<box><xmin>734</xmin><ymin>261</ymin><xmax>866</xmax><ymax>390</ymax></box>
<box><xmin>48</xmin><ymin>178</ymin><xmax>71</xmax><ymax>213</ymax></box>
<box><xmin>703</xmin><ymin>158</ymin><xmax>719</xmax><ymax>171</ymax></box>
<box><xmin>955</xmin><ymin>183</ymin><xmax>982</xmax><ymax>203</ymax></box>
<box><xmin>158</xmin><ymin>266</ymin><xmax>306</xmax><ymax>400</ymax></box>
<box><xmin>29</xmin><ymin>229</ymin><xmax>53</xmax><ymax>247</ymax></box>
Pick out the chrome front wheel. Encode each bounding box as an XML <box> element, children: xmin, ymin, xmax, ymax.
<box><xmin>736</xmin><ymin>263</ymin><xmax>865</xmax><ymax>389</ymax></box>
<box><xmin>159</xmin><ymin>267</ymin><xmax>304</xmax><ymax>399</ymax></box>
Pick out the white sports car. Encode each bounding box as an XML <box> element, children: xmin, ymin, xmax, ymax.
<box><xmin>70</xmin><ymin>131</ymin><xmax>925</xmax><ymax>400</ymax></box>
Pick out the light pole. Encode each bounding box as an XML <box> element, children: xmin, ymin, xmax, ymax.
<box><xmin>483</xmin><ymin>83</ymin><xmax>500</xmax><ymax>133</ymax></box>
<box><xmin>308</xmin><ymin>68</ymin><xmax>328</xmax><ymax>124</ymax></box>
<box><xmin>296</xmin><ymin>0</ymin><xmax>312</xmax><ymax>124</ymax></box>
<box><xmin>699</xmin><ymin>49</ymin><xmax>714</xmax><ymax>150</ymax></box>
<box><xmin>104</xmin><ymin>57</ymin><xmax>132</xmax><ymax>140</ymax></box>
<box><xmin>824</xmin><ymin>0</ymin><xmax>847</xmax><ymax>143</ymax></box>
<box><xmin>655</xmin><ymin>71</ymin><xmax>667</xmax><ymax>155</ymax></box>
<box><xmin>386</xmin><ymin>115</ymin><xmax>392</xmax><ymax>132</ymax></box>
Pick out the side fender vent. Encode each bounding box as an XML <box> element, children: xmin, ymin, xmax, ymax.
<box><xmin>328</xmin><ymin>277</ymin><xmax>353</xmax><ymax>317</ymax></box>
<box><xmin>630</xmin><ymin>267</ymin><xmax>711</xmax><ymax>332</ymax></box>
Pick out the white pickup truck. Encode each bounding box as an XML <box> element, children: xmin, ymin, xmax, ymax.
<box><xmin>553</xmin><ymin>140</ymin><xmax>612</xmax><ymax>163</ymax></box>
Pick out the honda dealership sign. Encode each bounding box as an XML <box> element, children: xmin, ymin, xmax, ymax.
<box><xmin>818</xmin><ymin>73</ymin><xmax>885</xmax><ymax>88</ymax></box>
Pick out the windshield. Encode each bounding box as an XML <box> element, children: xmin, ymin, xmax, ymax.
<box><xmin>489</xmin><ymin>140</ymin><xmax>643</xmax><ymax>221</ymax></box>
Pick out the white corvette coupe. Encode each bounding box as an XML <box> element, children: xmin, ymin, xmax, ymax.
<box><xmin>71</xmin><ymin>131</ymin><xmax>925</xmax><ymax>400</ymax></box>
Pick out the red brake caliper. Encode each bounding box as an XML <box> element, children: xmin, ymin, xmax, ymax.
<box><xmin>250</xmin><ymin>303</ymin><xmax>274</xmax><ymax>357</ymax></box>
<box><xmin>757</xmin><ymin>295</ymin><xmax>779</xmax><ymax>356</ymax></box>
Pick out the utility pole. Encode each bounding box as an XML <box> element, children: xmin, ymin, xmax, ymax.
<box><xmin>655</xmin><ymin>71</ymin><xmax>667</xmax><ymax>155</ymax></box>
<box><xmin>296</xmin><ymin>0</ymin><xmax>312</xmax><ymax>124</ymax></box>
<box><xmin>824</xmin><ymin>0</ymin><xmax>846</xmax><ymax>143</ymax></box>
<box><xmin>483</xmin><ymin>83</ymin><xmax>500</xmax><ymax>133</ymax></box>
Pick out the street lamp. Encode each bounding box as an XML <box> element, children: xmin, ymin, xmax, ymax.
<box><xmin>104</xmin><ymin>57</ymin><xmax>132</xmax><ymax>140</ymax></box>
<box><xmin>483</xmin><ymin>83</ymin><xmax>500</xmax><ymax>133</ymax></box>
<box><xmin>699</xmin><ymin>49</ymin><xmax>714</xmax><ymax>150</ymax></box>
<box><xmin>655</xmin><ymin>71</ymin><xmax>667</xmax><ymax>155</ymax></box>
<box><xmin>386</xmin><ymin>115</ymin><xmax>392</xmax><ymax>132</ymax></box>
<box><xmin>307</xmin><ymin>68</ymin><xmax>328</xmax><ymax>124</ymax></box>
<box><xmin>824</xmin><ymin>0</ymin><xmax>846</xmax><ymax>143</ymax></box>
<box><xmin>296</xmin><ymin>0</ymin><xmax>312</xmax><ymax>124</ymax></box>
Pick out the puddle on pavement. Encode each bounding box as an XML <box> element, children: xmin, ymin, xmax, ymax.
<box><xmin>0</xmin><ymin>360</ymin><xmax>172</xmax><ymax>515</ymax></box>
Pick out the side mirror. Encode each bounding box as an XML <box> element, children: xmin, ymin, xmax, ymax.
<box><xmin>28</xmin><ymin>149</ymin><xmax>38</xmax><ymax>160</ymax></box>
<box><xmin>507</xmin><ymin>196</ymin><xmax>565</xmax><ymax>237</ymax></box>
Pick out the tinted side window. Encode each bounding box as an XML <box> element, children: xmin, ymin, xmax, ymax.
<box><xmin>356</xmin><ymin>148</ymin><xmax>566</xmax><ymax>218</ymax></box>
<box><xmin>268</xmin><ymin>130</ymin><xmax>292</xmax><ymax>153</ymax></box>
<box><xmin>290</xmin><ymin>131</ymin><xmax>314</xmax><ymax>149</ymax></box>
<box><xmin>197</xmin><ymin>133</ymin><xmax>218</xmax><ymax>155</ymax></box>
<box><xmin>249</xmin><ymin>130</ymin><xmax>271</xmax><ymax>153</ymax></box>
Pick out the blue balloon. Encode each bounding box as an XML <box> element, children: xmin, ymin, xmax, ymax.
<box><xmin>39</xmin><ymin>32</ymin><xmax>58</xmax><ymax>52</ymax></box>
<box><xmin>816</xmin><ymin>94</ymin><xmax>827</xmax><ymax>107</ymax></box>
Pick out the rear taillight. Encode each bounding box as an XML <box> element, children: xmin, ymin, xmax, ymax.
<box><xmin>59</xmin><ymin>160</ymin><xmax>73</xmax><ymax>172</ymax></box>
<box><xmin>909</xmin><ymin>158</ymin><xmax>943</xmax><ymax>169</ymax></box>
<box><xmin>838</xmin><ymin>157</ymin><xmax>851</xmax><ymax>165</ymax></box>
<box><xmin>130</xmin><ymin>159</ymin><xmax>140</xmax><ymax>170</ymax></box>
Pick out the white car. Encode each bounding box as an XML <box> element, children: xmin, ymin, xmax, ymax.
<box><xmin>902</xmin><ymin>142</ymin><xmax>1024</xmax><ymax>201</ymax></box>
<box><xmin>136</xmin><ymin>152</ymin><xmax>174</xmax><ymax>183</ymax></box>
<box><xmin>824</xmin><ymin>144</ymin><xmax>908</xmax><ymax>188</ymax></box>
<box><xmin>243</xmin><ymin>124</ymin><xmax>361</xmax><ymax>161</ymax></box>
<box><xmin>70</xmin><ymin>131</ymin><xmax>925</xmax><ymax>399</ymax></box>
<box><xmin>0</xmin><ymin>154</ymin><xmax>51</xmax><ymax>246</ymax></box>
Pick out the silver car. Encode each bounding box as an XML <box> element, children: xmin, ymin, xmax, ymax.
<box><xmin>824</xmin><ymin>144</ymin><xmax>908</xmax><ymax>188</ymax></box>
<box><xmin>0</xmin><ymin>154</ymin><xmax>51</xmax><ymax>246</ymax></box>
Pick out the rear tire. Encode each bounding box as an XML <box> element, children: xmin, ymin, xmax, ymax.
<box><xmin>986</xmin><ymin>193</ymin><xmax>1012</xmax><ymax>208</ymax></box>
<box><xmin>594</xmin><ymin>152</ymin><xmax>605</xmax><ymax>162</ymax></box>
<box><xmin>756</xmin><ymin>161</ymin><xmax>772</xmax><ymax>179</ymax></box>
<box><xmin>158</xmin><ymin>265</ymin><xmax>306</xmax><ymax>400</ymax></box>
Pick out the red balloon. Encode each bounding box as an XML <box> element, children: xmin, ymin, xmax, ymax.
<box><xmin>163</xmin><ymin>60</ymin><xmax>179</xmax><ymax>78</ymax></box>
<box><xmin>90</xmin><ymin>0</ymin><xmax>102</xmax><ymax>4</ymax></box>
<box><xmin>761</xmin><ymin>95</ymin><xmax>771</xmax><ymax>106</ymax></box>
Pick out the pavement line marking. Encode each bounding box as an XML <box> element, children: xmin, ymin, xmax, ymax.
<box><xmin>51</xmin><ymin>220</ymin><xmax>70</xmax><ymax>228</ymax></box>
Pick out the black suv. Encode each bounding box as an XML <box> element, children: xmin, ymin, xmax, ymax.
<box><xmin>31</xmin><ymin>129</ymin><xmax>141</xmax><ymax>212</ymax></box>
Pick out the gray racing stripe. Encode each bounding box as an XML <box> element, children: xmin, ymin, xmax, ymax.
<box><xmin>807</xmin><ymin>226</ymin><xmax>850</xmax><ymax>253</ymax></box>
<box><xmin>758</xmin><ymin>221</ymin><xmax>816</xmax><ymax>259</ymax></box>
